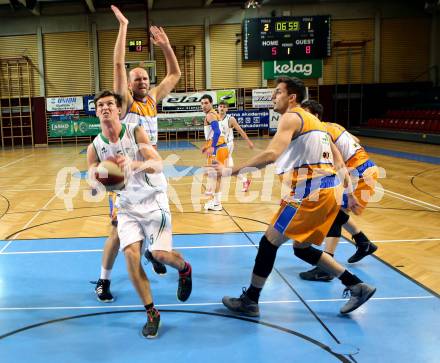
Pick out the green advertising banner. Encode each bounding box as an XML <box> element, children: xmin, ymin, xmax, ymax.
<box><xmin>49</xmin><ymin>120</ymin><xmax>71</xmax><ymax>137</ymax></box>
<box><xmin>263</xmin><ymin>59</ymin><xmax>322</xmax><ymax>79</ymax></box>
<box><xmin>76</xmin><ymin>117</ymin><xmax>101</xmax><ymax>136</ymax></box>
<box><xmin>49</xmin><ymin>117</ymin><xmax>100</xmax><ymax>137</ymax></box>
<box><xmin>216</xmin><ymin>89</ymin><xmax>236</xmax><ymax>107</ymax></box>
<box><xmin>157</xmin><ymin>112</ymin><xmax>205</xmax><ymax>132</ymax></box>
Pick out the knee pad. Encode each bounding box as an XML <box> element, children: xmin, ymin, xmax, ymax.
<box><xmin>327</xmin><ymin>210</ymin><xmax>350</xmax><ymax>237</ymax></box>
<box><xmin>294</xmin><ymin>246</ymin><xmax>323</xmax><ymax>265</ymax></box>
<box><xmin>253</xmin><ymin>235</ymin><xmax>279</xmax><ymax>278</ymax></box>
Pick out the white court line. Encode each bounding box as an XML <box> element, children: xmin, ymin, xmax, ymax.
<box><xmin>0</xmin><ymin>155</ymin><xmax>32</xmax><ymax>169</ymax></box>
<box><xmin>0</xmin><ymin>194</ymin><xmax>58</xmax><ymax>253</ymax></box>
<box><xmin>0</xmin><ymin>295</ymin><xmax>434</xmax><ymax>311</ymax></box>
<box><xmin>379</xmin><ymin>187</ymin><xmax>440</xmax><ymax>211</ymax></box>
<box><xmin>370</xmin><ymin>238</ymin><xmax>440</xmax><ymax>243</ymax></box>
<box><xmin>2</xmin><ymin>238</ymin><xmax>440</xmax><ymax>255</ymax></box>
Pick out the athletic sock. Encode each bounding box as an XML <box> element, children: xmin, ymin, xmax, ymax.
<box><xmin>352</xmin><ymin>231</ymin><xmax>370</xmax><ymax>246</ymax></box>
<box><xmin>179</xmin><ymin>261</ymin><xmax>191</xmax><ymax>275</ymax></box>
<box><xmin>214</xmin><ymin>192</ymin><xmax>222</xmax><ymax>205</ymax></box>
<box><xmin>100</xmin><ymin>267</ymin><xmax>112</xmax><ymax>280</ymax></box>
<box><xmin>245</xmin><ymin>285</ymin><xmax>262</xmax><ymax>303</ymax></box>
<box><xmin>339</xmin><ymin>270</ymin><xmax>362</xmax><ymax>287</ymax></box>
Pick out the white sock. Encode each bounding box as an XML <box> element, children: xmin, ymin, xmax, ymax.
<box><xmin>100</xmin><ymin>267</ymin><xmax>112</xmax><ymax>280</ymax></box>
<box><xmin>214</xmin><ymin>192</ymin><xmax>222</xmax><ymax>205</ymax></box>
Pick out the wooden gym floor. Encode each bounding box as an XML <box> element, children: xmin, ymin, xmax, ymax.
<box><xmin>0</xmin><ymin>136</ymin><xmax>439</xmax><ymax>294</ymax></box>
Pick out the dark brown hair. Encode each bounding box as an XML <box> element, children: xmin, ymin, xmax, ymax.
<box><xmin>275</xmin><ymin>77</ymin><xmax>306</xmax><ymax>103</ymax></box>
<box><xmin>94</xmin><ymin>90</ymin><xmax>123</xmax><ymax>108</ymax></box>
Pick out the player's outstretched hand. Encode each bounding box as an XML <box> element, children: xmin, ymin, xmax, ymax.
<box><xmin>150</xmin><ymin>26</ymin><xmax>170</xmax><ymax>48</ymax></box>
<box><xmin>111</xmin><ymin>5</ymin><xmax>129</xmax><ymax>25</ymax></box>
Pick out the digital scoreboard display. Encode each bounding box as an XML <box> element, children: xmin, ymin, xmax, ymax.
<box><xmin>243</xmin><ymin>16</ymin><xmax>331</xmax><ymax>61</ymax></box>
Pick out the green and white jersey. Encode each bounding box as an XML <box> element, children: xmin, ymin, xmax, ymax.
<box><xmin>92</xmin><ymin>123</ymin><xmax>168</xmax><ymax>209</ymax></box>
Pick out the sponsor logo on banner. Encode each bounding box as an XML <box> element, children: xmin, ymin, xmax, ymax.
<box><xmin>269</xmin><ymin>109</ymin><xmax>281</xmax><ymax>132</ymax></box>
<box><xmin>228</xmin><ymin>110</ymin><xmax>269</xmax><ymax>129</ymax></box>
<box><xmin>263</xmin><ymin>59</ymin><xmax>322</xmax><ymax>79</ymax></box>
<box><xmin>216</xmin><ymin>89</ymin><xmax>236</xmax><ymax>108</ymax></box>
<box><xmin>46</xmin><ymin>96</ymin><xmax>84</xmax><ymax>112</ymax></box>
<box><xmin>252</xmin><ymin>89</ymin><xmax>274</xmax><ymax>109</ymax></box>
<box><xmin>162</xmin><ymin>91</ymin><xmax>216</xmax><ymax>112</ymax></box>
<box><xmin>157</xmin><ymin>112</ymin><xmax>205</xmax><ymax>131</ymax></box>
<box><xmin>84</xmin><ymin>95</ymin><xmax>96</xmax><ymax>115</ymax></box>
<box><xmin>162</xmin><ymin>90</ymin><xmax>236</xmax><ymax>112</ymax></box>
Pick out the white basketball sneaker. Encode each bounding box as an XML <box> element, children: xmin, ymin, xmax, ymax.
<box><xmin>204</xmin><ymin>199</ymin><xmax>223</xmax><ymax>211</ymax></box>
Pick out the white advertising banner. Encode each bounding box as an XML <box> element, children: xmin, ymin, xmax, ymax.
<box><xmin>252</xmin><ymin>88</ymin><xmax>274</xmax><ymax>109</ymax></box>
<box><xmin>162</xmin><ymin>90</ymin><xmax>232</xmax><ymax>112</ymax></box>
<box><xmin>46</xmin><ymin>96</ymin><xmax>84</xmax><ymax>112</ymax></box>
<box><xmin>269</xmin><ymin>109</ymin><xmax>282</xmax><ymax>131</ymax></box>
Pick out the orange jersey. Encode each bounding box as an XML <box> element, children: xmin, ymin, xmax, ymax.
<box><xmin>323</xmin><ymin>122</ymin><xmax>369</xmax><ymax>169</ymax></box>
<box><xmin>122</xmin><ymin>95</ymin><xmax>158</xmax><ymax>145</ymax></box>
<box><xmin>276</xmin><ymin>107</ymin><xmax>337</xmax><ymax>195</ymax></box>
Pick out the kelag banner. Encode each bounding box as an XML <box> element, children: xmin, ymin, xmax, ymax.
<box><xmin>228</xmin><ymin>110</ymin><xmax>269</xmax><ymax>129</ymax></box>
<box><xmin>263</xmin><ymin>59</ymin><xmax>323</xmax><ymax>79</ymax></box>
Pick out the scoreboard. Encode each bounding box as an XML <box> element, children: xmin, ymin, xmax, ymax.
<box><xmin>243</xmin><ymin>16</ymin><xmax>331</xmax><ymax>61</ymax></box>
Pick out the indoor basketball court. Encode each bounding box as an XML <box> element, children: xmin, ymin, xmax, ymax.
<box><xmin>0</xmin><ymin>0</ymin><xmax>439</xmax><ymax>362</ymax></box>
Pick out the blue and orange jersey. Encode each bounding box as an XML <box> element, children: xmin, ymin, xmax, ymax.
<box><xmin>204</xmin><ymin>109</ymin><xmax>226</xmax><ymax>148</ymax></box>
<box><xmin>323</xmin><ymin>122</ymin><xmax>369</xmax><ymax>169</ymax></box>
<box><xmin>121</xmin><ymin>95</ymin><xmax>158</xmax><ymax>145</ymax></box>
<box><xmin>276</xmin><ymin>107</ymin><xmax>337</xmax><ymax>191</ymax></box>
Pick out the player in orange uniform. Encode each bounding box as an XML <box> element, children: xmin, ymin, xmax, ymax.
<box><xmin>217</xmin><ymin>101</ymin><xmax>254</xmax><ymax>192</ymax></box>
<box><xmin>299</xmin><ymin>100</ymin><xmax>378</xmax><ymax>282</ymax></box>
<box><xmin>201</xmin><ymin>94</ymin><xmax>229</xmax><ymax>211</ymax></box>
<box><xmin>94</xmin><ymin>5</ymin><xmax>181</xmax><ymax>302</ymax></box>
<box><xmin>214</xmin><ymin>77</ymin><xmax>375</xmax><ymax>317</ymax></box>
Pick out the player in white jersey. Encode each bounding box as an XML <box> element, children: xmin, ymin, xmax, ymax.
<box><xmin>88</xmin><ymin>91</ymin><xmax>192</xmax><ymax>338</ymax></box>
<box><xmin>217</xmin><ymin>101</ymin><xmax>255</xmax><ymax>192</ymax></box>
<box><xmin>212</xmin><ymin>77</ymin><xmax>375</xmax><ymax>317</ymax></box>
<box><xmin>94</xmin><ymin>6</ymin><xmax>181</xmax><ymax>302</ymax></box>
<box><xmin>200</xmin><ymin>94</ymin><xmax>229</xmax><ymax>211</ymax></box>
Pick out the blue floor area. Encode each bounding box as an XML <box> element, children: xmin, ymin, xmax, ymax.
<box><xmin>364</xmin><ymin>146</ymin><xmax>440</xmax><ymax>165</ymax></box>
<box><xmin>0</xmin><ymin>233</ymin><xmax>438</xmax><ymax>363</ymax></box>
<box><xmin>157</xmin><ymin>140</ymin><xmax>198</xmax><ymax>150</ymax></box>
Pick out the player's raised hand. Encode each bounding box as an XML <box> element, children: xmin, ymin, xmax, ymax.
<box><xmin>111</xmin><ymin>5</ymin><xmax>129</xmax><ymax>25</ymax></box>
<box><xmin>150</xmin><ymin>26</ymin><xmax>170</xmax><ymax>48</ymax></box>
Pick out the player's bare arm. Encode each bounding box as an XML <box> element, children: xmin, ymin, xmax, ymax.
<box><xmin>130</xmin><ymin>126</ymin><xmax>163</xmax><ymax>174</ymax></box>
<box><xmin>230</xmin><ymin>116</ymin><xmax>254</xmax><ymax>149</ymax></box>
<box><xmin>86</xmin><ymin>143</ymin><xmax>99</xmax><ymax>170</ymax></box>
<box><xmin>216</xmin><ymin>113</ymin><xmax>300</xmax><ymax>176</ymax></box>
<box><xmin>111</xmin><ymin>5</ymin><xmax>131</xmax><ymax>113</ymax></box>
<box><xmin>149</xmin><ymin>26</ymin><xmax>181</xmax><ymax>102</ymax></box>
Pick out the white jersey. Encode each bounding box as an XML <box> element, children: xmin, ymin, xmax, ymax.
<box><xmin>121</xmin><ymin>95</ymin><xmax>158</xmax><ymax>145</ymax></box>
<box><xmin>323</xmin><ymin>122</ymin><xmax>362</xmax><ymax>163</ymax></box>
<box><xmin>204</xmin><ymin>125</ymin><xmax>211</xmax><ymax>140</ymax></box>
<box><xmin>220</xmin><ymin>114</ymin><xmax>234</xmax><ymax>144</ymax></box>
<box><xmin>92</xmin><ymin>123</ymin><xmax>168</xmax><ymax>210</ymax></box>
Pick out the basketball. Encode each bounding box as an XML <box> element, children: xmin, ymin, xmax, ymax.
<box><xmin>94</xmin><ymin>158</ymin><xmax>125</xmax><ymax>191</ymax></box>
